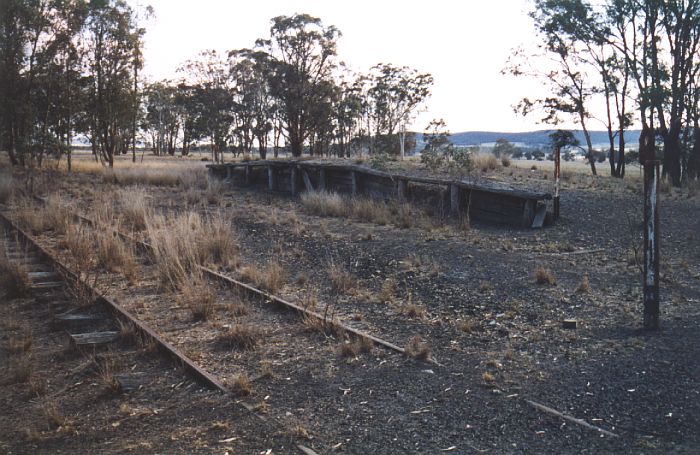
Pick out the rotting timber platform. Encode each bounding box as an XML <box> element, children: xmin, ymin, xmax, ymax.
<box><xmin>208</xmin><ymin>159</ymin><xmax>552</xmax><ymax>228</ymax></box>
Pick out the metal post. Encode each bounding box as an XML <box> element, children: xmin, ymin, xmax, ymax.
<box><xmin>643</xmin><ymin>160</ymin><xmax>660</xmax><ymax>330</ymax></box>
<box><xmin>554</xmin><ymin>146</ymin><xmax>561</xmax><ymax>220</ymax></box>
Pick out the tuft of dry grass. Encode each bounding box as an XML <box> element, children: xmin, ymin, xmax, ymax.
<box><xmin>44</xmin><ymin>196</ymin><xmax>71</xmax><ymax>235</ymax></box>
<box><xmin>401</xmin><ymin>302</ymin><xmax>426</xmax><ymax>319</ymax></box>
<box><xmin>378</xmin><ymin>278</ymin><xmax>397</xmax><ymax>303</ymax></box>
<box><xmin>456</xmin><ymin>319</ymin><xmax>474</xmax><ymax>333</ymax></box>
<box><xmin>300</xmin><ymin>190</ymin><xmax>347</xmax><ymax>217</ymax></box>
<box><xmin>118</xmin><ymin>187</ymin><xmax>151</xmax><ymax>232</ymax></box>
<box><xmin>350</xmin><ymin>198</ymin><xmax>390</xmax><ymax>225</ymax></box>
<box><xmin>230</xmin><ymin>374</ymin><xmax>252</xmax><ymax>396</ymax></box>
<box><xmin>482</xmin><ymin>371</ymin><xmax>495</xmax><ymax>383</ymax></box>
<box><xmin>577</xmin><ymin>274</ymin><xmax>590</xmax><ymax>293</ymax></box>
<box><xmin>338</xmin><ymin>337</ymin><xmax>374</xmax><ymax>358</ymax></box>
<box><xmin>178</xmin><ymin>279</ymin><xmax>217</xmax><ymax>321</ymax></box>
<box><xmin>15</xmin><ymin>208</ymin><xmax>48</xmax><ymax>233</ymax></box>
<box><xmin>474</xmin><ymin>154</ymin><xmax>499</xmax><ymax>172</ymax></box>
<box><xmin>0</xmin><ymin>250</ymin><xmax>30</xmax><ymax>299</ymax></box>
<box><xmin>6</xmin><ymin>357</ymin><xmax>33</xmax><ymax>384</ymax></box>
<box><xmin>94</xmin><ymin>231</ymin><xmax>138</xmax><ymax>283</ymax></box>
<box><xmin>404</xmin><ymin>335</ymin><xmax>431</xmax><ymax>361</ymax></box>
<box><xmin>205</xmin><ymin>178</ymin><xmax>225</xmax><ymax>205</ymax></box>
<box><xmin>239</xmin><ymin>261</ymin><xmax>285</xmax><ymax>293</ymax></box>
<box><xmin>217</xmin><ymin>324</ymin><xmax>261</xmax><ymax>350</ymax></box>
<box><xmin>328</xmin><ymin>262</ymin><xmax>356</xmax><ymax>294</ymax></box>
<box><xmin>534</xmin><ymin>266</ymin><xmax>556</xmax><ymax>285</ymax></box>
<box><xmin>199</xmin><ymin>215</ymin><xmax>238</xmax><ymax>268</ymax></box>
<box><xmin>60</xmin><ymin>223</ymin><xmax>92</xmax><ymax>266</ymax></box>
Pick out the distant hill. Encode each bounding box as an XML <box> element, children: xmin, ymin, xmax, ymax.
<box><xmin>444</xmin><ymin>129</ymin><xmax>641</xmax><ymax>149</ymax></box>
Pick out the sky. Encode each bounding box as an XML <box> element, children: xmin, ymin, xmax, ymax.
<box><xmin>129</xmin><ymin>0</ymin><xmax>556</xmax><ymax>133</ymax></box>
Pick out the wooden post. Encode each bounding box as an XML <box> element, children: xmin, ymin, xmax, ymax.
<box><xmin>643</xmin><ymin>160</ymin><xmax>660</xmax><ymax>330</ymax></box>
<box><xmin>449</xmin><ymin>184</ymin><xmax>460</xmax><ymax>219</ymax></box>
<box><xmin>267</xmin><ymin>165</ymin><xmax>275</xmax><ymax>191</ymax></box>
<box><xmin>290</xmin><ymin>166</ymin><xmax>298</xmax><ymax>195</ymax></box>
<box><xmin>351</xmin><ymin>171</ymin><xmax>358</xmax><ymax>196</ymax></box>
<box><xmin>302</xmin><ymin>170</ymin><xmax>314</xmax><ymax>192</ymax></box>
<box><xmin>397</xmin><ymin>179</ymin><xmax>407</xmax><ymax>204</ymax></box>
<box><xmin>319</xmin><ymin>169</ymin><xmax>326</xmax><ymax>191</ymax></box>
<box><xmin>244</xmin><ymin>165</ymin><xmax>250</xmax><ymax>186</ymax></box>
<box><xmin>554</xmin><ymin>146</ymin><xmax>561</xmax><ymax>220</ymax></box>
<box><xmin>225</xmin><ymin>165</ymin><xmax>231</xmax><ymax>180</ymax></box>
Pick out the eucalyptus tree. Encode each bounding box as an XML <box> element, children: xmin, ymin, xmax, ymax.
<box><xmin>180</xmin><ymin>50</ymin><xmax>234</xmax><ymax>163</ymax></box>
<box><xmin>143</xmin><ymin>81</ymin><xmax>181</xmax><ymax>155</ymax></box>
<box><xmin>81</xmin><ymin>0</ymin><xmax>144</xmax><ymax>167</ymax></box>
<box><xmin>368</xmin><ymin>63</ymin><xmax>433</xmax><ymax>159</ymax></box>
<box><xmin>256</xmin><ymin>13</ymin><xmax>341</xmax><ymax>157</ymax></box>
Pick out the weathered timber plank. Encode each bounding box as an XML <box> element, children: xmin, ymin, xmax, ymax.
<box><xmin>70</xmin><ymin>331</ymin><xmax>120</xmax><ymax>346</ymax></box>
<box><xmin>531</xmin><ymin>204</ymin><xmax>547</xmax><ymax>228</ymax></box>
<box><xmin>302</xmin><ymin>170</ymin><xmax>314</xmax><ymax>192</ymax></box>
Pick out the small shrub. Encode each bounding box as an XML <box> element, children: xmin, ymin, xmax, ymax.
<box><xmin>482</xmin><ymin>371</ymin><xmax>495</xmax><ymax>383</ymax></box>
<box><xmin>534</xmin><ymin>266</ymin><xmax>556</xmax><ymax>285</ymax></box>
<box><xmin>473</xmin><ymin>154</ymin><xmax>499</xmax><ymax>172</ymax></box>
<box><xmin>501</xmin><ymin>156</ymin><xmax>511</xmax><ymax>167</ymax></box>
<box><xmin>338</xmin><ymin>337</ymin><xmax>373</xmax><ymax>358</ymax></box>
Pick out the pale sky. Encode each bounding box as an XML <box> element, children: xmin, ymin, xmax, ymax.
<box><xmin>130</xmin><ymin>0</ymin><xmax>556</xmax><ymax>133</ymax></box>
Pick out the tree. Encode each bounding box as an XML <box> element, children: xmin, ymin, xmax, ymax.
<box><xmin>179</xmin><ymin>50</ymin><xmax>233</xmax><ymax>163</ymax></box>
<box><xmin>82</xmin><ymin>0</ymin><xmax>144</xmax><ymax>167</ymax></box>
<box><xmin>257</xmin><ymin>14</ymin><xmax>341</xmax><ymax>157</ymax></box>
<box><xmin>368</xmin><ymin>63</ymin><xmax>433</xmax><ymax>159</ymax></box>
<box><xmin>492</xmin><ymin>138</ymin><xmax>517</xmax><ymax>158</ymax></box>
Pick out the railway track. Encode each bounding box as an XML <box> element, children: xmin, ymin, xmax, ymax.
<box><xmin>3</xmin><ymin>199</ymin><xmax>435</xmax><ymax>453</ymax></box>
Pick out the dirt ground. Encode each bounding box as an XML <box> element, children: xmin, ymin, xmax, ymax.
<box><xmin>1</xmin><ymin>154</ymin><xmax>699</xmax><ymax>454</ymax></box>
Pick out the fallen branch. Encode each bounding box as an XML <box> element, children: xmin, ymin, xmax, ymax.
<box><xmin>525</xmin><ymin>399</ymin><xmax>619</xmax><ymax>438</ymax></box>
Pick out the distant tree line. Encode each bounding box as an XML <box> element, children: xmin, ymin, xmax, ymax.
<box><xmin>507</xmin><ymin>0</ymin><xmax>700</xmax><ymax>185</ymax></box>
<box><xmin>0</xmin><ymin>3</ymin><xmax>433</xmax><ymax>168</ymax></box>
<box><xmin>145</xmin><ymin>14</ymin><xmax>433</xmax><ymax>163</ymax></box>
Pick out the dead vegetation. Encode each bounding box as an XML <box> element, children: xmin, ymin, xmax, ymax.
<box><xmin>404</xmin><ymin>335</ymin><xmax>431</xmax><ymax>361</ymax></box>
<box><xmin>178</xmin><ymin>279</ymin><xmax>217</xmax><ymax>321</ymax></box>
<box><xmin>338</xmin><ymin>337</ymin><xmax>374</xmax><ymax>358</ymax></box>
<box><xmin>230</xmin><ymin>373</ymin><xmax>252</xmax><ymax>396</ymax></box>
<box><xmin>534</xmin><ymin>266</ymin><xmax>557</xmax><ymax>285</ymax></box>
<box><xmin>216</xmin><ymin>324</ymin><xmax>261</xmax><ymax>350</ymax></box>
<box><xmin>300</xmin><ymin>190</ymin><xmax>430</xmax><ymax>229</ymax></box>
<box><xmin>239</xmin><ymin>261</ymin><xmax>285</xmax><ymax>293</ymax></box>
<box><xmin>118</xmin><ymin>187</ymin><xmax>151</xmax><ymax>231</ymax></box>
<box><xmin>328</xmin><ymin>262</ymin><xmax>356</xmax><ymax>294</ymax></box>
<box><xmin>0</xmin><ymin>249</ymin><xmax>30</xmax><ymax>299</ymax></box>
<box><xmin>94</xmin><ymin>231</ymin><xmax>138</xmax><ymax>283</ymax></box>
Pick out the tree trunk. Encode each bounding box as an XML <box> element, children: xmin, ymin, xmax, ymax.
<box><xmin>663</xmin><ymin>120</ymin><xmax>682</xmax><ymax>187</ymax></box>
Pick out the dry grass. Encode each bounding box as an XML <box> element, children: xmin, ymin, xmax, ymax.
<box><xmin>59</xmin><ymin>223</ymin><xmax>92</xmax><ymax>266</ymax></box>
<box><xmin>401</xmin><ymin>302</ymin><xmax>426</xmax><ymax>319</ymax></box>
<box><xmin>146</xmin><ymin>211</ymin><xmax>238</xmax><ymax>290</ymax></box>
<box><xmin>199</xmin><ymin>215</ymin><xmax>238</xmax><ymax>268</ymax></box>
<box><xmin>405</xmin><ymin>335</ymin><xmax>431</xmax><ymax>361</ymax></box>
<box><xmin>217</xmin><ymin>324</ymin><xmax>261</xmax><ymax>350</ymax></box>
<box><xmin>239</xmin><ymin>261</ymin><xmax>285</xmax><ymax>293</ymax></box>
<box><xmin>474</xmin><ymin>154</ymin><xmax>499</xmax><ymax>172</ymax></box>
<box><xmin>577</xmin><ymin>274</ymin><xmax>590</xmax><ymax>293</ymax></box>
<box><xmin>146</xmin><ymin>212</ymin><xmax>204</xmax><ymax>289</ymax></box>
<box><xmin>350</xmin><ymin>198</ymin><xmax>391</xmax><ymax>225</ymax></box>
<box><xmin>0</xmin><ymin>250</ymin><xmax>30</xmax><ymax>299</ymax></box>
<box><xmin>300</xmin><ymin>190</ymin><xmax>347</xmax><ymax>217</ymax></box>
<box><xmin>94</xmin><ymin>231</ymin><xmax>138</xmax><ymax>284</ymax></box>
<box><xmin>118</xmin><ymin>187</ymin><xmax>151</xmax><ymax>231</ymax></box>
<box><xmin>14</xmin><ymin>208</ymin><xmax>48</xmax><ymax>233</ymax></box>
<box><xmin>328</xmin><ymin>262</ymin><xmax>356</xmax><ymax>294</ymax></box>
<box><xmin>205</xmin><ymin>178</ymin><xmax>225</xmax><ymax>205</ymax></box>
<box><xmin>534</xmin><ymin>266</ymin><xmax>557</xmax><ymax>285</ymax></box>
<box><xmin>378</xmin><ymin>278</ymin><xmax>397</xmax><ymax>303</ymax></box>
<box><xmin>178</xmin><ymin>279</ymin><xmax>217</xmax><ymax>321</ymax></box>
<box><xmin>6</xmin><ymin>357</ymin><xmax>33</xmax><ymax>384</ymax></box>
<box><xmin>44</xmin><ymin>196</ymin><xmax>71</xmax><ymax>235</ymax></box>
<box><xmin>338</xmin><ymin>337</ymin><xmax>374</xmax><ymax>358</ymax></box>
<box><xmin>456</xmin><ymin>319</ymin><xmax>474</xmax><ymax>333</ymax></box>
<box><xmin>7</xmin><ymin>333</ymin><xmax>33</xmax><ymax>354</ymax></box>
<box><xmin>482</xmin><ymin>371</ymin><xmax>495</xmax><ymax>383</ymax></box>
<box><xmin>230</xmin><ymin>373</ymin><xmax>252</xmax><ymax>396</ymax></box>
<box><xmin>101</xmin><ymin>165</ymin><xmax>208</xmax><ymax>187</ymax></box>
<box><xmin>0</xmin><ymin>171</ymin><xmax>13</xmax><ymax>204</ymax></box>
